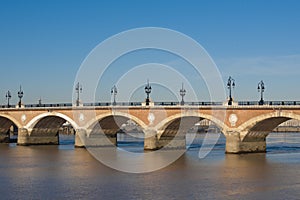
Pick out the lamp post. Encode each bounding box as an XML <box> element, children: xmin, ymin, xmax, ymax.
<box><xmin>75</xmin><ymin>82</ymin><xmax>82</xmax><ymax>106</ymax></box>
<box><xmin>38</xmin><ymin>97</ymin><xmax>42</xmax><ymax>107</ymax></box>
<box><xmin>6</xmin><ymin>90</ymin><xmax>11</xmax><ymax>108</ymax></box>
<box><xmin>180</xmin><ymin>83</ymin><xmax>186</xmax><ymax>105</ymax></box>
<box><xmin>257</xmin><ymin>80</ymin><xmax>265</xmax><ymax>105</ymax></box>
<box><xmin>145</xmin><ymin>80</ymin><xmax>152</xmax><ymax>106</ymax></box>
<box><xmin>111</xmin><ymin>85</ymin><xmax>117</xmax><ymax>106</ymax></box>
<box><xmin>18</xmin><ymin>85</ymin><xmax>24</xmax><ymax>108</ymax></box>
<box><xmin>227</xmin><ymin>76</ymin><xmax>235</xmax><ymax>105</ymax></box>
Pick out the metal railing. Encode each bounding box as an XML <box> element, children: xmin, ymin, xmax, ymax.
<box><xmin>1</xmin><ymin>101</ymin><xmax>300</xmax><ymax>109</ymax></box>
<box><xmin>238</xmin><ymin>101</ymin><xmax>300</xmax><ymax>106</ymax></box>
<box><xmin>25</xmin><ymin>103</ymin><xmax>73</xmax><ymax>108</ymax></box>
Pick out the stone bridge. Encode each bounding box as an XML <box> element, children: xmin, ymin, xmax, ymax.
<box><xmin>1</xmin><ymin>105</ymin><xmax>300</xmax><ymax>153</ymax></box>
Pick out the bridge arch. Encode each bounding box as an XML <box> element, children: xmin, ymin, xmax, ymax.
<box><xmin>83</xmin><ymin>112</ymin><xmax>148</xmax><ymax>147</ymax></box>
<box><xmin>0</xmin><ymin>114</ymin><xmax>21</xmax><ymax>142</ymax></box>
<box><xmin>239</xmin><ymin>111</ymin><xmax>300</xmax><ymax>141</ymax></box>
<box><xmin>84</xmin><ymin>112</ymin><xmax>148</xmax><ymax>131</ymax></box>
<box><xmin>0</xmin><ymin>114</ymin><xmax>22</xmax><ymax>129</ymax></box>
<box><xmin>155</xmin><ymin>112</ymin><xmax>228</xmax><ymax>139</ymax></box>
<box><xmin>150</xmin><ymin>112</ymin><xmax>227</xmax><ymax>149</ymax></box>
<box><xmin>25</xmin><ymin>112</ymin><xmax>79</xmax><ymax>132</ymax></box>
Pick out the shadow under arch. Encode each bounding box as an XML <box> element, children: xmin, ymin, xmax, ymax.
<box><xmin>154</xmin><ymin>113</ymin><xmax>227</xmax><ymax>150</ymax></box>
<box><xmin>0</xmin><ymin>114</ymin><xmax>22</xmax><ymax>129</ymax></box>
<box><xmin>0</xmin><ymin>114</ymin><xmax>21</xmax><ymax>143</ymax></box>
<box><xmin>84</xmin><ymin>112</ymin><xmax>148</xmax><ymax>131</ymax></box>
<box><xmin>24</xmin><ymin>112</ymin><xmax>79</xmax><ymax>145</ymax></box>
<box><xmin>85</xmin><ymin>113</ymin><xmax>147</xmax><ymax>148</ymax></box>
<box><xmin>155</xmin><ymin>112</ymin><xmax>227</xmax><ymax>139</ymax></box>
<box><xmin>239</xmin><ymin>111</ymin><xmax>300</xmax><ymax>142</ymax></box>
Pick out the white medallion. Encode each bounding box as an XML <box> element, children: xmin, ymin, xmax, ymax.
<box><xmin>229</xmin><ymin>114</ymin><xmax>238</xmax><ymax>127</ymax></box>
<box><xmin>21</xmin><ymin>114</ymin><xmax>26</xmax><ymax>122</ymax></box>
<box><xmin>147</xmin><ymin>113</ymin><xmax>155</xmax><ymax>125</ymax></box>
<box><xmin>79</xmin><ymin>113</ymin><xmax>85</xmax><ymax>122</ymax></box>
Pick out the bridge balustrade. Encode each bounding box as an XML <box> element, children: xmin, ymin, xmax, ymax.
<box><xmin>2</xmin><ymin>101</ymin><xmax>300</xmax><ymax>109</ymax></box>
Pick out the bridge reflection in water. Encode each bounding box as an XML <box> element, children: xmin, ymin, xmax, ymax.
<box><xmin>1</xmin><ymin>101</ymin><xmax>300</xmax><ymax>154</ymax></box>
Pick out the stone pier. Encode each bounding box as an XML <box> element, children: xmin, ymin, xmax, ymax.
<box><xmin>144</xmin><ymin>129</ymin><xmax>186</xmax><ymax>150</ymax></box>
<box><xmin>144</xmin><ymin>129</ymin><xmax>158</xmax><ymax>150</ymax></box>
<box><xmin>17</xmin><ymin>128</ymin><xmax>59</xmax><ymax>145</ymax></box>
<box><xmin>225</xmin><ymin>131</ymin><xmax>267</xmax><ymax>153</ymax></box>
<box><xmin>76</xmin><ymin>129</ymin><xmax>117</xmax><ymax>148</ymax></box>
<box><xmin>74</xmin><ymin>129</ymin><xmax>85</xmax><ymax>148</ymax></box>
<box><xmin>17</xmin><ymin>128</ymin><xmax>30</xmax><ymax>145</ymax></box>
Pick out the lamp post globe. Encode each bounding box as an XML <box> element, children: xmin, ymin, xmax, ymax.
<box><xmin>258</xmin><ymin>80</ymin><xmax>265</xmax><ymax>105</ymax></box>
<box><xmin>6</xmin><ymin>90</ymin><xmax>11</xmax><ymax>108</ymax></box>
<box><xmin>111</xmin><ymin>85</ymin><xmax>117</xmax><ymax>106</ymax></box>
<box><xmin>18</xmin><ymin>85</ymin><xmax>24</xmax><ymax>108</ymax></box>
<box><xmin>227</xmin><ymin>76</ymin><xmax>235</xmax><ymax>105</ymax></box>
<box><xmin>75</xmin><ymin>82</ymin><xmax>82</xmax><ymax>106</ymax></box>
<box><xmin>180</xmin><ymin>83</ymin><xmax>186</xmax><ymax>105</ymax></box>
<box><xmin>145</xmin><ymin>80</ymin><xmax>152</xmax><ymax>106</ymax></box>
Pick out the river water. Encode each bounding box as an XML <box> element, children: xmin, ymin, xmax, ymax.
<box><xmin>0</xmin><ymin>133</ymin><xmax>300</xmax><ymax>199</ymax></box>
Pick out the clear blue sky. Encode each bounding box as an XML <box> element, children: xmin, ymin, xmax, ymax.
<box><xmin>0</xmin><ymin>0</ymin><xmax>300</xmax><ymax>104</ymax></box>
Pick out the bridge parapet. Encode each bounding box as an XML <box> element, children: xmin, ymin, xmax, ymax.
<box><xmin>2</xmin><ymin>100</ymin><xmax>300</xmax><ymax>109</ymax></box>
